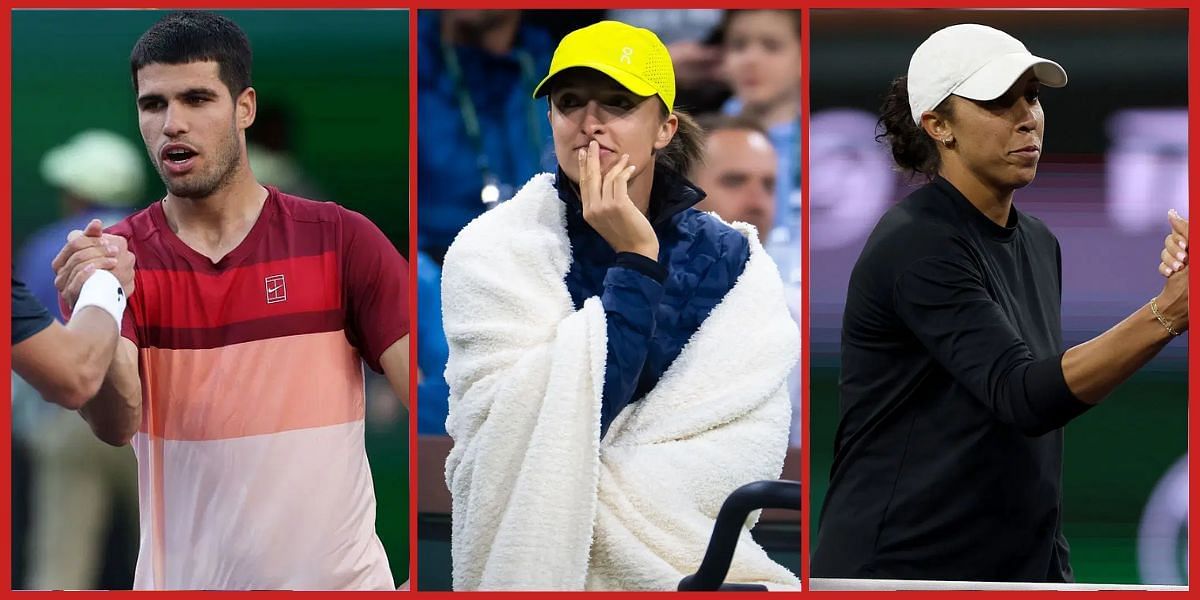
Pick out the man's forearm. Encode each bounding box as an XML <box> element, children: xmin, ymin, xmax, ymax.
<box><xmin>12</xmin><ymin>309</ymin><xmax>118</xmax><ymax>410</ymax></box>
<box><xmin>80</xmin><ymin>338</ymin><xmax>143</xmax><ymax>446</ymax></box>
<box><xmin>66</xmin><ymin>306</ymin><xmax>121</xmax><ymax>386</ymax></box>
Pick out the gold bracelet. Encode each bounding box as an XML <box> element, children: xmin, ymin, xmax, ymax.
<box><xmin>1150</xmin><ymin>297</ymin><xmax>1181</xmax><ymax>337</ymax></box>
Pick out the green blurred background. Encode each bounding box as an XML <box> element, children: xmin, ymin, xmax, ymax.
<box><xmin>10</xmin><ymin>9</ymin><xmax>409</xmax><ymax>589</ymax></box>
<box><xmin>12</xmin><ymin>9</ymin><xmax>409</xmax><ymax>247</ymax></box>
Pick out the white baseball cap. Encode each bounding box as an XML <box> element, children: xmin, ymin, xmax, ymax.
<box><xmin>907</xmin><ymin>23</ymin><xmax>1067</xmax><ymax>124</ymax></box>
<box><xmin>40</xmin><ymin>129</ymin><xmax>144</xmax><ymax>206</ymax></box>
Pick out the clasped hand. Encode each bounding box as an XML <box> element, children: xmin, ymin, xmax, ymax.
<box><xmin>50</xmin><ymin>218</ymin><xmax>136</xmax><ymax>310</ymax></box>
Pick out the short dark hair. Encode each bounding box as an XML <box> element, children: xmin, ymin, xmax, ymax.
<box><xmin>130</xmin><ymin>11</ymin><xmax>252</xmax><ymax>97</ymax></box>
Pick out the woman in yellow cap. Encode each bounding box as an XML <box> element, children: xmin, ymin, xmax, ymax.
<box><xmin>440</xmin><ymin>20</ymin><xmax>799</xmax><ymax>590</ymax></box>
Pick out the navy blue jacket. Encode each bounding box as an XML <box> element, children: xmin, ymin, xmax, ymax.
<box><xmin>556</xmin><ymin>167</ymin><xmax>751</xmax><ymax>438</ymax></box>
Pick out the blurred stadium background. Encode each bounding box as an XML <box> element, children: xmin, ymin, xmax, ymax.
<box><xmin>809</xmin><ymin>9</ymin><xmax>1188</xmax><ymax>586</ymax></box>
<box><xmin>415</xmin><ymin>9</ymin><xmax>800</xmax><ymax>589</ymax></box>
<box><xmin>10</xmin><ymin>9</ymin><xmax>409</xmax><ymax>589</ymax></box>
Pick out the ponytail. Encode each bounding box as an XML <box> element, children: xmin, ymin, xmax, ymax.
<box><xmin>657</xmin><ymin>108</ymin><xmax>704</xmax><ymax>177</ymax></box>
<box><xmin>876</xmin><ymin>75</ymin><xmax>953</xmax><ymax>179</ymax></box>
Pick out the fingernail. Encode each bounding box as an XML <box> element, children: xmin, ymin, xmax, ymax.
<box><xmin>1165</xmin><ymin>267</ymin><xmax>1174</xmax><ymax>275</ymax></box>
<box><xmin>1174</xmin><ymin>261</ymin><xmax>1183</xmax><ymax>270</ymax></box>
<box><xmin>629</xmin><ymin>165</ymin><xmax>636</xmax><ymax>172</ymax></box>
<box><xmin>1181</xmin><ymin>241</ymin><xmax>1187</xmax><ymax>249</ymax></box>
<box><xmin>1170</xmin><ymin>209</ymin><xmax>1179</xmax><ymax>218</ymax></box>
<box><xmin>1177</xmin><ymin>252</ymin><xmax>1187</xmax><ymax>262</ymax></box>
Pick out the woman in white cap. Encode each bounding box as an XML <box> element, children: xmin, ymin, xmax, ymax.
<box><xmin>812</xmin><ymin>23</ymin><xmax>1188</xmax><ymax>583</ymax></box>
<box><xmin>441</xmin><ymin>20</ymin><xmax>798</xmax><ymax>590</ymax></box>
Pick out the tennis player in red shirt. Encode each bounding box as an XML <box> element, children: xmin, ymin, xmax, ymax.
<box><xmin>51</xmin><ymin>11</ymin><xmax>408</xmax><ymax>590</ymax></box>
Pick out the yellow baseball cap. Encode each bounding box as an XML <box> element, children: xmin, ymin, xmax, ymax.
<box><xmin>533</xmin><ymin>20</ymin><xmax>676</xmax><ymax>113</ymax></box>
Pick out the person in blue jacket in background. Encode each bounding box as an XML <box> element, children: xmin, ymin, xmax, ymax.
<box><xmin>417</xmin><ymin>10</ymin><xmax>555</xmax><ymax>263</ymax></box>
<box><xmin>415</xmin><ymin>251</ymin><xmax>450</xmax><ymax>435</ymax></box>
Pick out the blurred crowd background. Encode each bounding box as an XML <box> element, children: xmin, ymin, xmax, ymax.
<box><xmin>809</xmin><ymin>9</ymin><xmax>1188</xmax><ymax>585</ymax></box>
<box><xmin>18</xmin><ymin>6</ymin><xmax>1178</xmax><ymax>592</ymax></box>
<box><xmin>414</xmin><ymin>9</ymin><xmax>801</xmax><ymax>589</ymax></box>
<box><xmin>10</xmin><ymin>10</ymin><xmax>410</xmax><ymax>589</ymax></box>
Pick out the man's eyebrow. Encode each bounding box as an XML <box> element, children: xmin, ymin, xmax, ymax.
<box><xmin>137</xmin><ymin>87</ymin><xmax>219</xmax><ymax>104</ymax></box>
<box><xmin>137</xmin><ymin>92</ymin><xmax>166</xmax><ymax>105</ymax></box>
<box><xmin>180</xmin><ymin>87</ymin><xmax>218</xmax><ymax>97</ymax></box>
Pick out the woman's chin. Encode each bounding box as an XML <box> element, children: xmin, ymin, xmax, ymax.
<box><xmin>1010</xmin><ymin>166</ymin><xmax>1038</xmax><ymax>189</ymax></box>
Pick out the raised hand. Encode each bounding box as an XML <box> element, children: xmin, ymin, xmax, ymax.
<box><xmin>577</xmin><ymin>140</ymin><xmax>659</xmax><ymax>261</ymax></box>
<box><xmin>1159</xmin><ymin>209</ymin><xmax>1188</xmax><ymax>277</ymax></box>
<box><xmin>1153</xmin><ymin>210</ymin><xmax>1188</xmax><ymax>335</ymax></box>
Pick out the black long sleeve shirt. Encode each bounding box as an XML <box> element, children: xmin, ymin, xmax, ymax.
<box><xmin>12</xmin><ymin>277</ymin><xmax>53</xmax><ymax>345</ymax></box>
<box><xmin>812</xmin><ymin>176</ymin><xmax>1093</xmax><ymax>582</ymax></box>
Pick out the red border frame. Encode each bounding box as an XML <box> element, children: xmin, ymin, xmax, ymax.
<box><xmin>2</xmin><ymin>2</ymin><xmax>1194</xmax><ymax>597</ymax></box>
<box><xmin>2</xmin><ymin>4</ymin><xmax>421</xmax><ymax>593</ymax></box>
<box><xmin>803</xmin><ymin>5</ymin><xmax>1195</xmax><ymax>598</ymax></box>
<box><xmin>1189</xmin><ymin>6</ymin><xmax>1195</xmax><ymax>595</ymax></box>
<box><xmin>1</xmin><ymin>2</ymin><xmax>11</xmax><ymax>594</ymax></box>
<box><xmin>408</xmin><ymin>7</ymin><xmax>420</xmax><ymax>591</ymax></box>
<box><xmin>800</xmin><ymin>5</ymin><xmax>811</xmax><ymax>593</ymax></box>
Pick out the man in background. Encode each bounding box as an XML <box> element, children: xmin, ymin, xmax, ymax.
<box><xmin>692</xmin><ymin>115</ymin><xmax>800</xmax><ymax>447</ymax></box>
<box><xmin>693</xmin><ymin>115</ymin><xmax>777</xmax><ymax>240</ymax></box>
<box><xmin>17</xmin><ymin>130</ymin><xmax>143</xmax><ymax>313</ymax></box>
<box><xmin>13</xmin><ymin>130</ymin><xmax>143</xmax><ymax>589</ymax></box>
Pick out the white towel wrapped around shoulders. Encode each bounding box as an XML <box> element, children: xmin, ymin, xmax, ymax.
<box><xmin>442</xmin><ymin>173</ymin><xmax>799</xmax><ymax>590</ymax></box>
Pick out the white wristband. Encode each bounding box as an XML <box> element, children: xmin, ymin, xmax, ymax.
<box><xmin>74</xmin><ymin>269</ymin><xmax>127</xmax><ymax>332</ymax></box>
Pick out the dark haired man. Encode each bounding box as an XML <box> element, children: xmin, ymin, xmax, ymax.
<box><xmin>689</xmin><ymin>114</ymin><xmax>801</xmax><ymax>448</ymax></box>
<box><xmin>691</xmin><ymin>114</ymin><xmax>777</xmax><ymax>242</ymax></box>
<box><xmin>52</xmin><ymin>11</ymin><xmax>409</xmax><ymax>590</ymax></box>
